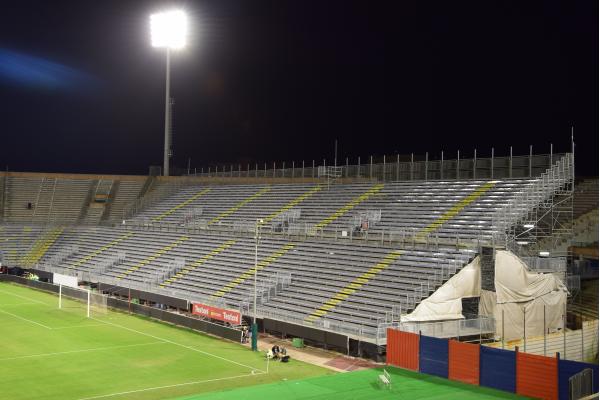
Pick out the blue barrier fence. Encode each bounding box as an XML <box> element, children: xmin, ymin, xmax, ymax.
<box><xmin>558</xmin><ymin>359</ymin><xmax>599</xmax><ymax>400</ymax></box>
<box><xmin>419</xmin><ymin>335</ymin><xmax>449</xmax><ymax>378</ymax></box>
<box><xmin>479</xmin><ymin>346</ymin><xmax>517</xmax><ymax>393</ymax></box>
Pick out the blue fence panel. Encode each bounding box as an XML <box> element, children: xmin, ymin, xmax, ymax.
<box><xmin>419</xmin><ymin>335</ymin><xmax>449</xmax><ymax>378</ymax></box>
<box><xmin>558</xmin><ymin>359</ymin><xmax>599</xmax><ymax>400</ymax></box>
<box><xmin>480</xmin><ymin>346</ymin><xmax>516</xmax><ymax>393</ymax></box>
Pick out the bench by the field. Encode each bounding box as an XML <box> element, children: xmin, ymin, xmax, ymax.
<box><xmin>378</xmin><ymin>369</ymin><xmax>391</xmax><ymax>389</ymax></box>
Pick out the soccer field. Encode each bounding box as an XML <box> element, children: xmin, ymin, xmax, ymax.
<box><xmin>0</xmin><ymin>282</ymin><xmax>331</xmax><ymax>400</ymax></box>
<box><xmin>179</xmin><ymin>366</ymin><xmax>530</xmax><ymax>400</ymax></box>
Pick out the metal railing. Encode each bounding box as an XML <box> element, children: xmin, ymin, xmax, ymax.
<box><xmin>389</xmin><ymin>316</ymin><xmax>496</xmax><ymax>340</ymax></box>
<box><xmin>492</xmin><ymin>153</ymin><xmax>574</xmax><ymax>256</ymax></box>
<box><xmin>188</xmin><ymin>152</ymin><xmax>566</xmax><ymax>183</ymax></box>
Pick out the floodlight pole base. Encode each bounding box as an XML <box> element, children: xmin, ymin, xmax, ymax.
<box><xmin>251</xmin><ymin>323</ymin><xmax>258</xmax><ymax>351</ymax></box>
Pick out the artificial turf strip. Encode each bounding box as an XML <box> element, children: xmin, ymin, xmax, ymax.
<box><xmin>0</xmin><ymin>282</ymin><xmax>332</xmax><ymax>400</ymax></box>
<box><xmin>175</xmin><ymin>366</ymin><xmax>532</xmax><ymax>400</ymax></box>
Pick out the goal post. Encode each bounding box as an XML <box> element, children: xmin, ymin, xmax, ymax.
<box><xmin>58</xmin><ymin>284</ymin><xmax>107</xmax><ymax>318</ymax></box>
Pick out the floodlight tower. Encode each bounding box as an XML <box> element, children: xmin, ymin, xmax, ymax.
<box><xmin>150</xmin><ymin>10</ymin><xmax>187</xmax><ymax>176</ymax></box>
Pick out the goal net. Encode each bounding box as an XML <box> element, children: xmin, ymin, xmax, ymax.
<box><xmin>58</xmin><ymin>284</ymin><xmax>108</xmax><ymax>318</ymax></box>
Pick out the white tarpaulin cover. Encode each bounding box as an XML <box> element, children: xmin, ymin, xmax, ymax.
<box><xmin>402</xmin><ymin>256</ymin><xmax>481</xmax><ymax>322</ymax></box>
<box><xmin>481</xmin><ymin>250</ymin><xmax>566</xmax><ymax>340</ymax></box>
<box><xmin>403</xmin><ymin>250</ymin><xmax>567</xmax><ymax>340</ymax></box>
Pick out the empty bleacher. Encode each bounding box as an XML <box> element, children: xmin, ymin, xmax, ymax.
<box><xmin>0</xmin><ymin>156</ymin><xmax>580</xmax><ymax>341</ymax></box>
<box><xmin>574</xmin><ymin>179</ymin><xmax>599</xmax><ymax>219</ymax></box>
<box><xmin>33</xmin><ymin>225</ymin><xmax>472</xmax><ymax>331</ymax></box>
<box><xmin>0</xmin><ymin>174</ymin><xmax>148</xmax><ymax>225</ymax></box>
<box><xmin>130</xmin><ymin>179</ymin><xmax>536</xmax><ymax>243</ymax></box>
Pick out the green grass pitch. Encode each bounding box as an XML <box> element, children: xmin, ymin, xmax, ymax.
<box><xmin>0</xmin><ymin>282</ymin><xmax>331</xmax><ymax>400</ymax></box>
<box><xmin>0</xmin><ymin>281</ymin><xmax>528</xmax><ymax>400</ymax></box>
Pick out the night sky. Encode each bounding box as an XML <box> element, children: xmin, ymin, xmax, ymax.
<box><xmin>0</xmin><ymin>1</ymin><xmax>597</xmax><ymax>176</ymax></box>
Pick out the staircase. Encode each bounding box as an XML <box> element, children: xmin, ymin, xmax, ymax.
<box><xmin>31</xmin><ymin>178</ymin><xmax>57</xmax><ymax>223</ymax></box>
<box><xmin>20</xmin><ymin>227</ymin><xmax>64</xmax><ymax>267</ymax></box>
<box><xmin>569</xmin><ymin>279</ymin><xmax>599</xmax><ymax>320</ymax></box>
<box><xmin>537</xmin><ymin>209</ymin><xmax>599</xmax><ymax>253</ymax></box>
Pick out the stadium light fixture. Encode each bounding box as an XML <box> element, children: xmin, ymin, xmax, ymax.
<box><xmin>150</xmin><ymin>9</ymin><xmax>188</xmax><ymax>177</ymax></box>
<box><xmin>150</xmin><ymin>10</ymin><xmax>187</xmax><ymax>50</ymax></box>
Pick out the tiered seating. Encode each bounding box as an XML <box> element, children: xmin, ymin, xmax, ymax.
<box><xmin>0</xmin><ymin>224</ymin><xmax>45</xmax><ymax>265</ymax></box>
<box><xmin>1</xmin><ymin>175</ymin><xmax>147</xmax><ymax>225</ymax></box>
<box><xmin>105</xmin><ymin>179</ymin><xmax>146</xmax><ymax>221</ymax></box>
<box><xmin>132</xmin><ymin>179</ymin><xmax>536</xmax><ymax>241</ymax></box>
<box><xmin>574</xmin><ymin>179</ymin><xmax>599</xmax><ymax>219</ymax></box>
<box><xmin>0</xmin><ymin>176</ymin><xmax>551</xmax><ymax>335</ymax></box>
<box><xmin>4</xmin><ymin>177</ymin><xmax>93</xmax><ymax>223</ymax></box>
<box><xmin>34</xmin><ymin>224</ymin><xmax>472</xmax><ymax>330</ymax></box>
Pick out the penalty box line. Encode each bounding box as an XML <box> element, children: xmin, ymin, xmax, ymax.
<box><xmin>0</xmin><ymin>341</ymin><xmax>166</xmax><ymax>362</ymax></box>
<box><xmin>0</xmin><ymin>288</ymin><xmax>52</xmax><ymax>306</ymax></box>
<box><xmin>76</xmin><ymin>371</ymin><xmax>267</xmax><ymax>400</ymax></box>
<box><xmin>91</xmin><ymin>317</ymin><xmax>267</xmax><ymax>374</ymax></box>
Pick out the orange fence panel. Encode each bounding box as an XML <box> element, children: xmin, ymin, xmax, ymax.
<box><xmin>386</xmin><ymin>329</ymin><xmax>419</xmax><ymax>371</ymax></box>
<box><xmin>516</xmin><ymin>351</ymin><xmax>558</xmax><ymax>400</ymax></box>
<box><xmin>448</xmin><ymin>340</ymin><xmax>480</xmax><ymax>385</ymax></box>
<box><xmin>386</xmin><ymin>328</ymin><xmax>398</xmax><ymax>366</ymax></box>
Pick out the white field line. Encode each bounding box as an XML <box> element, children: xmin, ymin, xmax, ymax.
<box><xmin>0</xmin><ymin>341</ymin><xmax>166</xmax><ymax>362</ymax></box>
<box><xmin>0</xmin><ymin>302</ymin><xmax>41</xmax><ymax>306</ymax></box>
<box><xmin>0</xmin><ymin>307</ymin><xmax>52</xmax><ymax>329</ymax></box>
<box><xmin>52</xmin><ymin>323</ymin><xmax>110</xmax><ymax>330</ymax></box>
<box><xmin>76</xmin><ymin>371</ymin><xmax>266</xmax><ymax>400</ymax></box>
<box><xmin>91</xmin><ymin>317</ymin><xmax>266</xmax><ymax>374</ymax></box>
<box><xmin>0</xmin><ymin>289</ymin><xmax>50</xmax><ymax>305</ymax></box>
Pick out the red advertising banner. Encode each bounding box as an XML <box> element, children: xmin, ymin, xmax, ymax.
<box><xmin>192</xmin><ymin>303</ymin><xmax>241</xmax><ymax>325</ymax></box>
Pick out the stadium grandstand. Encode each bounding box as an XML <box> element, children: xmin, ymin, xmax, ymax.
<box><xmin>1</xmin><ymin>147</ymin><xmax>598</xmax><ymax>400</ymax></box>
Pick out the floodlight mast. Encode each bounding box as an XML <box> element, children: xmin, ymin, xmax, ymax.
<box><xmin>150</xmin><ymin>10</ymin><xmax>187</xmax><ymax>176</ymax></box>
<box><xmin>164</xmin><ymin>48</ymin><xmax>171</xmax><ymax>177</ymax></box>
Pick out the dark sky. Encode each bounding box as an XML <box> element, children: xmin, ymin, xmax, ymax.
<box><xmin>0</xmin><ymin>0</ymin><xmax>597</xmax><ymax>176</ymax></box>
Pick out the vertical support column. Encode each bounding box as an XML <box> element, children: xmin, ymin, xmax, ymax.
<box><xmin>563</xmin><ymin>305</ymin><xmax>567</xmax><ymax>359</ymax></box>
<box><xmin>529</xmin><ymin>145</ymin><xmax>533</xmax><ymax>177</ymax></box>
<box><xmin>312</xmin><ymin>160</ymin><xmax>315</xmax><ymax>178</ymax></box>
<box><xmin>456</xmin><ymin>150</ymin><xmax>460</xmax><ymax>179</ymax></box>
<box><xmin>302</xmin><ymin>160</ymin><xmax>305</xmax><ymax>178</ymax></box>
<box><xmin>370</xmin><ymin>155</ymin><xmax>373</xmax><ymax>179</ymax></box>
<box><xmin>396</xmin><ymin>153</ymin><xmax>400</xmax><ymax>181</ymax></box>
<box><xmin>440</xmin><ymin>151</ymin><xmax>444</xmax><ymax>180</ymax></box>
<box><xmin>273</xmin><ymin>162</ymin><xmax>276</xmax><ymax>178</ymax></box>
<box><xmin>410</xmin><ymin>153</ymin><xmax>414</xmax><ymax>181</ymax></box>
<box><xmin>255</xmin><ymin>163</ymin><xmax>258</xmax><ymax>178</ymax></box>
<box><xmin>509</xmin><ymin>146</ymin><xmax>513</xmax><ymax>178</ymax></box>
<box><xmin>549</xmin><ymin>143</ymin><xmax>553</xmax><ymax>167</ymax></box>
<box><xmin>491</xmin><ymin>147</ymin><xmax>494</xmax><ymax>179</ymax></box>
<box><xmin>383</xmin><ymin>155</ymin><xmax>386</xmax><ymax>181</ymax></box>
<box><xmin>425</xmin><ymin>152</ymin><xmax>428</xmax><ymax>181</ymax></box>
<box><xmin>264</xmin><ymin>162</ymin><xmax>267</xmax><ymax>178</ymax></box>
<box><xmin>543</xmin><ymin>305</ymin><xmax>547</xmax><ymax>356</ymax></box>
<box><xmin>523</xmin><ymin>308</ymin><xmax>526</xmax><ymax>352</ymax></box>
<box><xmin>163</xmin><ymin>48</ymin><xmax>171</xmax><ymax>177</ymax></box>
<box><xmin>581</xmin><ymin>312</ymin><xmax>584</xmax><ymax>361</ymax></box>
<box><xmin>473</xmin><ymin>149</ymin><xmax>477</xmax><ymax>179</ymax></box>
<box><xmin>292</xmin><ymin>161</ymin><xmax>294</xmax><ymax>179</ymax></box>
<box><xmin>502</xmin><ymin>309</ymin><xmax>505</xmax><ymax>349</ymax></box>
<box><xmin>357</xmin><ymin>156</ymin><xmax>361</xmax><ymax>178</ymax></box>
<box><xmin>346</xmin><ymin>157</ymin><xmax>349</xmax><ymax>178</ymax></box>
<box><xmin>282</xmin><ymin>161</ymin><xmax>285</xmax><ymax>178</ymax></box>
